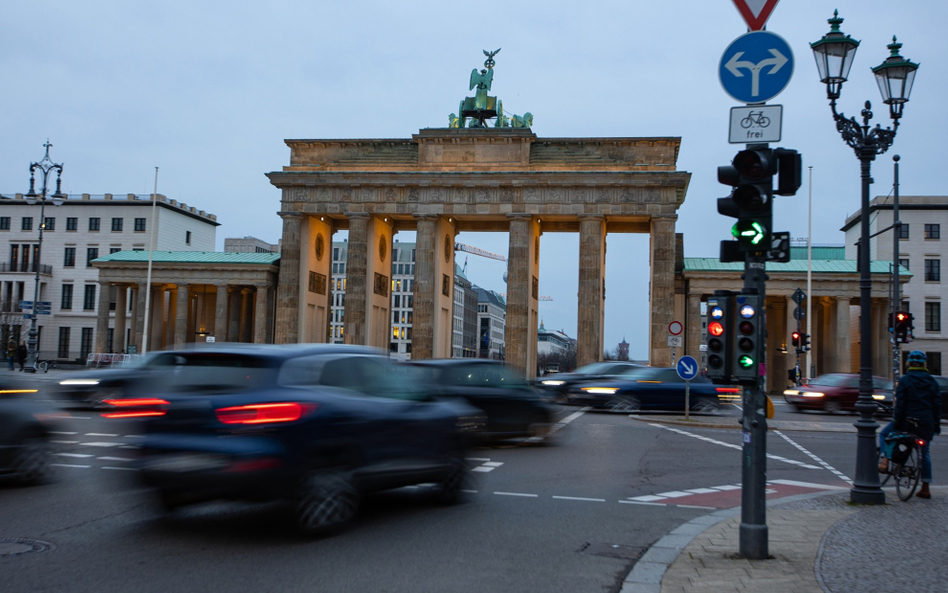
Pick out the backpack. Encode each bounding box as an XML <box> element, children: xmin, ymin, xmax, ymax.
<box><xmin>884</xmin><ymin>432</ymin><xmax>918</xmax><ymax>465</ymax></box>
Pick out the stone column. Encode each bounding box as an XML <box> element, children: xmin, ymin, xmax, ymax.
<box><xmin>787</xmin><ymin>295</ymin><xmax>800</xmax><ymax>382</ymax></box>
<box><xmin>114</xmin><ymin>285</ymin><xmax>127</xmax><ymax>353</ymax></box>
<box><xmin>836</xmin><ymin>297</ymin><xmax>852</xmax><ymax>373</ymax></box>
<box><xmin>769</xmin><ymin>297</ymin><xmax>787</xmax><ymax>394</ymax></box>
<box><xmin>649</xmin><ymin>216</ymin><xmax>677</xmax><ymax>367</ymax></box>
<box><xmin>238</xmin><ymin>288</ymin><xmax>253</xmax><ymax>342</ymax></box>
<box><xmin>300</xmin><ymin>216</ymin><xmax>334</xmax><ymax>343</ymax></box>
<box><xmin>215</xmin><ymin>284</ymin><xmax>228</xmax><ymax>342</ymax></box>
<box><xmin>576</xmin><ymin>214</ymin><xmax>605</xmax><ymax>369</ymax></box>
<box><xmin>174</xmin><ymin>284</ymin><xmax>188</xmax><ymax>349</ymax></box>
<box><xmin>505</xmin><ymin>214</ymin><xmax>541</xmax><ymax>378</ymax></box>
<box><xmin>343</xmin><ymin>212</ymin><xmax>370</xmax><ymax>345</ymax></box>
<box><xmin>129</xmin><ymin>286</ymin><xmax>139</xmax><ymax>352</ymax></box>
<box><xmin>686</xmin><ymin>294</ymin><xmax>702</xmax><ymax>361</ymax></box>
<box><xmin>253</xmin><ymin>284</ymin><xmax>269</xmax><ymax>344</ymax></box>
<box><xmin>412</xmin><ymin>215</ymin><xmax>437</xmax><ymax>360</ymax></box>
<box><xmin>152</xmin><ymin>287</ymin><xmax>166</xmax><ymax>351</ymax></box>
<box><xmin>166</xmin><ymin>288</ymin><xmax>177</xmax><ymax>349</ymax></box>
<box><xmin>95</xmin><ymin>281</ymin><xmax>111</xmax><ymax>353</ymax></box>
<box><xmin>135</xmin><ymin>283</ymin><xmax>148</xmax><ymax>352</ymax></box>
<box><xmin>274</xmin><ymin>211</ymin><xmax>302</xmax><ymax>343</ymax></box>
<box><xmin>822</xmin><ymin>298</ymin><xmax>838</xmax><ymax>374</ymax></box>
<box><xmin>872</xmin><ymin>299</ymin><xmax>890</xmax><ymax>377</ymax></box>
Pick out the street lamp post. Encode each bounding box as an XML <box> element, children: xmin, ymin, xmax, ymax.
<box><xmin>23</xmin><ymin>141</ymin><xmax>66</xmax><ymax>373</ymax></box>
<box><xmin>811</xmin><ymin>11</ymin><xmax>919</xmax><ymax>504</ymax></box>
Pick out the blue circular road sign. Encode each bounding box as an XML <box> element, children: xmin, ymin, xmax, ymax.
<box><xmin>719</xmin><ymin>31</ymin><xmax>794</xmax><ymax>104</ymax></box>
<box><xmin>676</xmin><ymin>355</ymin><xmax>699</xmax><ymax>381</ymax></box>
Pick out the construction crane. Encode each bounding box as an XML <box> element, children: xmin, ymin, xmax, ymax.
<box><xmin>500</xmin><ymin>293</ymin><xmax>553</xmax><ymax>302</ymax></box>
<box><xmin>455</xmin><ymin>242</ymin><xmax>506</xmax><ymax>263</ymax></box>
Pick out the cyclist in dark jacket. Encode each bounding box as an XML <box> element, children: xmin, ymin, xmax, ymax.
<box><xmin>879</xmin><ymin>350</ymin><xmax>942</xmax><ymax>498</ymax></box>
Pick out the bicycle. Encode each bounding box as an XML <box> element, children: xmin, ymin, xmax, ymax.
<box><xmin>36</xmin><ymin>359</ymin><xmax>58</xmax><ymax>373</ymax></box>
<box><xmin>876</xmin><ymin>403</ymin><xmax>926</xmax><ymax>501</ymax></box>
<box><xmin>740</xmin><ymin>111</ymin><xmax>771</xmax><ymax>129</ymax></box>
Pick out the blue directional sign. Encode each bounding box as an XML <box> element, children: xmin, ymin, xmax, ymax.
<box><xmin>719</xmin><ymin>31</ymin><xmax>794</xmax><ymax>104</ymax></box>
<box><xmin>676</xmin><ymin>355</ymin><xmax>699</xmax><ymax>381</ymax></box>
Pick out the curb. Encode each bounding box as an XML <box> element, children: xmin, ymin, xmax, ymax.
<box><xmin>629</xmin><ymin>415</ymin><xmax>855</xmax><ymax>434</ymax></box>
<box><xmin>619</xmin><ymin>490</ymin><xmax>843</xmax><ymax>593</ymax></box>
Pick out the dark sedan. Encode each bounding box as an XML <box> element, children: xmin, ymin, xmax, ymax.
<box><xmin>933</xmin><ymin>376</ymin><xmax>948</xmax><ymax>419</ymax></box>
<box><xmin>566</xmin><ymin>366</ymin><xmax>736</xmax><ymax>413</ymax></box>
<box><xmin>1</xmin><ymin>381</ymin><xmax>62</xmax><ymax>484</ymax></box>
<box><xmin>57</xmin><ymin>351</ymin><xmax>186</xmax><ymax>407</ymax></box>
<box><xmin>535</xmin><ymin>361</ymin><xmax>644</xmax><ymax>402</ymax></box>
<box><xmin>411</xmin><ymin>359</ymin><xmax>556</xmax><ymax>442</ymax></box>
<box><xmin>783</xmin><ymin>373</ymin><xmax>893</xmax><ymax>413</ymax></box>
<box><xmin>121</xmin><ymin>345</ymin><xmax>482</xmax><ymax>534</ymax></box>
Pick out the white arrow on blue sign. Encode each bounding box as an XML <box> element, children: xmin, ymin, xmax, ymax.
<box><xmin>676</xmin><ymin>355</ymin><xmax>699</xmax><ymax>381</ymax></box>
<box><xmin>719</xmin><ymin>31</ymin><xmax>793</xmax><ymax>104</ymax></box>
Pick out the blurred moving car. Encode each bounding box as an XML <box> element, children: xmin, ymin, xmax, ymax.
<box><xmin>126</xmin><ymin>345</ymin><xmax>482</xmax><ymax>534</ymax></box>
<box><xmin>929</xmin><ymin>376</ymin><xmax>948</xmax><ymax>419</ymax></box>
<box><xmin>566</xmin><ymin>366</ymin><xmax>736</xmax><ymax>413</ymax></box>
<box><xmin>535</xmin><ymin>361</ymin><xmax>643</xmax><ymax>402</ymax></box>
<box><xmin>411</xmin><ymin>359</ymin><xmax>556</xmax><ymax>442</ymax></box>
<box><xmin>0</xmin><ymin>381</ymin><xmax>61</xmax><ymax>484</ymax></box>
<box><xmin>783</xmin><ymin>373</ymin><xmax>893</xmax><ymax>413</ymax></box>
<box><xmin>58</xmin><ymin>351</ymin><xmax>185</xmax><ymax>407</ymax></box>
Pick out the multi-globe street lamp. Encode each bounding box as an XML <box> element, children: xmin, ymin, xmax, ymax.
<box><xmin>811</xmin><ymin>11</ymin><xmax>919</xmax><ymax>504</ymax></box>
<box><xmin>23</xmin><ymin>141</ymin><xmax>66</xmax><ymax>373</ymax></box>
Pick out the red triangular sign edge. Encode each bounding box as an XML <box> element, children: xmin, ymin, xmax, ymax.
<box><xmin>731</xmin><ymin>0</ymin><xmax>780</xmax><ymax>31</ymax></box>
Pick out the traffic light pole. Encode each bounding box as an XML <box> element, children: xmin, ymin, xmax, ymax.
<box><xmin>892</xmin><ymin>155</ymin><xmax>900</xmax><ymax>382</ymax></box>
<box><xmin>739</xmin><ymin>253</ymin><xmax>768</xmax><ymax>560</ymax></box>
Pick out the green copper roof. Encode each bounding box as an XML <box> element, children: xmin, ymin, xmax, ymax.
<box><xmin>789</xmin><ymin>246</ymin><xmax>846</xmax><ymax>260</ymax></box>
<box><xmin>93</xmin><ymin>251</ymin><xmax>280</xmax><ymax>265</ymax></box>
<box><xmin>683</xmin><ymin>257</ymin><xmax>911</xmax><ymax>275</ymax></box>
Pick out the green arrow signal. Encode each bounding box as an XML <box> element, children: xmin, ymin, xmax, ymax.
<box><xmin>731</xmin><ymin>220</ymin><xmax>768</xmax><ymax>246</ymax></box>
<box><xmin>738</xmin><ymin>355</ymin><xmax>755</xmax><ymax>368</ymax></box>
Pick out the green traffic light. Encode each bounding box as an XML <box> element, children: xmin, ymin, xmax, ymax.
<box><xmin>738</xmin><ymin>355</ymin><xmax>755</xmax><ymax>368</ymax></box>
<box><xmin>731</xmin><ymin>220</ymin><xmax>768</xmax><ymax>246</ymax></box>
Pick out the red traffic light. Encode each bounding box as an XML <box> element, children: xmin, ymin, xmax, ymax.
<box><xmin>896</xmin><ymin>312</ymin><xmax>909</xmax><ymax>323</ymax></box>
<box><xmin>709</xmin><ymin>321</ymin><xmax>724</xmax><ymax>337</ymax></box>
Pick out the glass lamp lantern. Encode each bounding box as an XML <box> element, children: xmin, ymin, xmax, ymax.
<box><xmin>872</xmin><ymin>36</ymin><xmax>919</xmax><ymax>120</ymax></box>
<box><xmin>810</xmin><ymin>10</ymin><xmax>860</xmax><ymax>99</ymax></box>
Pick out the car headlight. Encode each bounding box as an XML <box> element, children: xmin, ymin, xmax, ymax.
<box><xmin>802</xmin><ymin>391</ymin><xmax>825</xmax><ymax>398</ymax></box>
<box><xmin>581</xmin><ymin>387</ymin><xmax>618</xmax><ymax>395</ymax></box>
<box><xmin>59</xmin><ymin>379</ymin><xmax>100</xmax><ymax>386</ymax></box>
<box><xmin>872</xmin><ymin>394</ymin><xmax>887</xmax><ymax>401</ymax></box>
<box><xmin>783</xmin><ymin>390</ymin><xmax>800</xmax><ymax>396</ymax></box>
<box><xmin>542</xmin><ymin>380</ymin><xmax>565</xmax><ymax>386</ymax></box>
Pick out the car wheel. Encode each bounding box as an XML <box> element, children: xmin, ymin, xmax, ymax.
<box><xmin>295</xmin><ymin>470</ymin><xmax>359</xmax><ymax>535</ymax></box>
<box><xmin>606</xmin><ymin>395</ymin><xmax>641</xmax><ymax>413</ymax></box>
<box><xmin>691</xmin><ymin>398</ymin><xmax>720</xmax><ymax>415</ymax></box>
<box><xmin>430</xmin><ymin>454</ymin><xmax>469</xmax><ymax>505</ymax></box>
<box><xmin>824</xmin><ymin>399</ymin><xmax>842</xmax><ymax>414</ymax></box>
<box><xmin>10</xmin><ymin>435</ymin><xmax>51</xmax><ymax>485</ymax></box>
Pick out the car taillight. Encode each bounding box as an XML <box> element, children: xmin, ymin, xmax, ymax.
<box><xmin>716</xmin><ymin>388</ymin><xmax>741</xmax><ymax>394</ymax></box>
<box><xmin>215</xmin><ymin>402</ymin><xmax>310</xmax><ymax>425</ymax></box>
<box><xmin>101</xmin><ymin>398</ymin><xmax>170</xmax><ymax>419</ymax></box>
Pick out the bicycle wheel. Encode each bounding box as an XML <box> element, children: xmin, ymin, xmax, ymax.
<box><xmin>877</xmin><ymin>448</ymin><xmax>892</xmax><ymax>487</ymax></box>
<box><xmin>37</xmin><ymin>361</ymin><xmax>48</xmax><ymax>373</ymax></box>
<box><xmin>895</xmin><ymin>447</ymin><xmax>920</xmax><ymax>501</ymax></box>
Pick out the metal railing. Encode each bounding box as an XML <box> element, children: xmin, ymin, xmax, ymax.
<box><xmin>0</xmin><ymin>262</ymin><xmax>53</xmax><ymax>275</ymax></box>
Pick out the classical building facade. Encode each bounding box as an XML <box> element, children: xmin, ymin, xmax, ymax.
<box><xmin>0</xmin><ymin>192</ymin><xmax>217</xmax><ymax>360</ymax></box>
<box><xmin>266</xmin><ymin>128</ymin><xmax>690</xmax><ymax>377</ymax></box>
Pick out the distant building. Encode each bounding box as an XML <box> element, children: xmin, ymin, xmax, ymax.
<box><xmin>453</xmin><ymin>267</ymin><xmax>478</xmax><ymax>358</ymax></box>
<box><xmin>224</xmin><ymin>236</ymin><xmax>280</xmax><ymax>254</ymax></box>
<box><xmin>475</xmin><ymin>286</ymin><xmax>506</xmax><ymax>359</ymax></box>
<box><xmin>537</xmin><ymin>321</ymin><xmax>574</xmax><ymax>356</ymax></box>
<box><xmin>618</xmin><ymin>337</ymin><xmax>629</xmax><ymax>361</ymax></box>
<box><xmin>0</xmin><ymin>192</ymin><xmax>218</xmax><ymax>360</ymax></box>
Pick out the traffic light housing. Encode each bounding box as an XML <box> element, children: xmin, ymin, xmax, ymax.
<box><xmin>718</xmin><ymin>149</ymin><xmax>775</xmax><ymax>251</ymax></box>
<box><xmin>802</xmin><ymin>333</ymin><xmax>811</xmax><ymax>352</ymax></box>
<box><xmin>774</xmin><ymin>148</ymin><xmax>802</xmax><ymax>196</ymax></box>
<box><xmin>894</xmin><ymin>310</ymin><xmax>911</xmax><ymax>342</ymax></box>
<box><xmin>705</xmin><ymin>293</ymin><xmax>733</xmax><ymax>383</ymax></box>
<box><xmin>732</xmin><ymin>293</ymin><xmax>762</xmax><ymax>382</ymax></box>
<box><xmin>791</xmin><ymin>330</ymin><xmax>801</xmax><ymax>351</ymax></box>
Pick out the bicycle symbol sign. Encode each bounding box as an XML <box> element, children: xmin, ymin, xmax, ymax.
<box><xmin>729</xmin><ymin>104</ymin><xmax>782</xmax><ymax>144</ymax></box>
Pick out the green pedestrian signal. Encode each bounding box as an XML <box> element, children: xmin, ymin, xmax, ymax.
<box><xmin>731</xmin><ymin>219</ymin><xmax>768</xmax><ymax>246</ymax></box>
<box><xmin>738</xmin><ymin>355</ymin><xmax>755</xmax><ymax>368</ymax></box>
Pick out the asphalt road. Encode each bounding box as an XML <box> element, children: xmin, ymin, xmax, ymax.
<box><xmin>2</xmin><ymin>372</ymin><xmax>945</xmax><ymax>593</ymax></box>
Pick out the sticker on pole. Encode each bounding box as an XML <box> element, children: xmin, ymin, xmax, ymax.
<box><xmin>676</xmin><ymin>355</ymin><xmax>699</xmax><ymax>381</ymax></box>
<box><xmin>719</xmin><ymin>31</ymin><xmax>794</xmax><ymax>104</ymax></box>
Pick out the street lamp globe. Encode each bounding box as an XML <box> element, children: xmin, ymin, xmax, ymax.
<box><xmin>810</xmin><ymin>10</ymin><xmax>860</xmax><ymax>99</ymax></box>
<box><xmin>872</xmin><ymin>37</ymin><xmax>919</xmax><ymax>120</ymax></box>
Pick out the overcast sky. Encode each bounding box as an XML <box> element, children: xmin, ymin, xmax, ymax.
<box><xmin>2</xmin><ymin>1</ymin><xmax>944</xmax><ymax>359</ymax></box>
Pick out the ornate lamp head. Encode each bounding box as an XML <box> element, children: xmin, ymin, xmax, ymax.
<box><xmin>872</xmin><ymin>36</ymin><xmax>919</xmax><ymax>121</ymax></box>
<box><xmin>810</xmin><ymin>10</ymin><xmax>860</xmax><ymax>99</ymax></box>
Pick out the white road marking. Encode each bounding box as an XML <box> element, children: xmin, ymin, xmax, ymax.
<box><xmin>774</xmin><ymin>430</ymin><xmax>853</xmax><ymax>485</ymax></box>
<box><xmin>493</xmin><ymin>491</ymin><xmax>538</xmax><ymax>498</ymax></box>
<box><xmin>50</xmin><ymin>440</ymin><xmax>79</xmax><ymax>444</ymax></box>
<box><xmin>85</xmin><ymin>433</ymin><xmax>118</xmax><ymax>437</ymax></box>
<box><xmin>684</xmin><ymin>488</ymin><xmax>720</xmax><ymax>494</ymax></box>
<box><xmin>768</xmin><ymin>479</ymin><xmax>848</xmax><ymax>490</ymax></box>
<box><xmin>482</xmin><ymin>461</ymin><xmax>504</xmax><ymax>467</ymax></box>
<box><xmin>97</xmin><ymin>456</ymin><xmax>133</xmax><ymax>462</ymax></box>
<box><xmin>51</xmin><ymin>463</ymin><xmax>91</xmax><ymax>469</ymax></box>
<box><xmin>124</xmin><ymin>435</ymin><xmax>144</xmax><ymax>438</ymax></box>
<box><xmin>471</xmin><ymin>467</ymin><xmax>495</xmax><ymax>473</ymax></box>
<box><xmin>80</xmin><ymin>442</ymin><xmax>122</xmax><ymax>447</ymax></box>
<box><xmin>649</xmin><ymin>423</ymin><xmax>823</xmax><ymax>470</ymax></box>
<box><xmin>652</xmin><ymin>491</ymin><xmax>692</xmax><ymax>498</ymax></box>
<box><xmin>526</xmin><ymin>406</ymin><xmax>589</xmax><ymax>443</ymax></box>
<box><xmin>460</xmin><ymin>489</ymin><xmax>478</xmax><ymax>494</ymax></box>
<box><xmin>619</xmin><ymin>500</ymin><xmax>667</xmax><ymax>507</ymax></box>
<box><xmin>466</xmin><ymin>457</ymin><xmax>491</xmax><ymax>462</ymax></box>
<box><xmin>552</xmin><ymin>496</ymin><xmax>606</xmax><ymax>502</ymax></box>
<box><xmin>102</xmin><ymin>466</ymin><xmax>137</xmax><ymax>471</ymax></box>
<box><xmin>627</xmin><ymin>495</ymin><xmax>667</xmax><ymax>502</ymax></box>
<box><xmin>50</xmin><ymin>431</ymin><xmax>78</xmax><ymax>435</ymax></box>
<box><xmin>710</xmin><ymin>485</ymin><xmax>741</xmax><ymax>491</ymax></box>
<box><xmin>55</xmin><ymin>453</ymin><xmax>94</xmax><ymax>458</ymax></box>
<box><xmin>678</xmin><ymin>504</ymin><xmax>716</xmax><ymax>509</ymax></box>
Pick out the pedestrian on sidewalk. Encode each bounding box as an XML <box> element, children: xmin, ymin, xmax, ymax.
<box><xmin>6</xmin><ymin>339</ymin><xmax>16</xmax><ymax>371</ymax></box>
<box><xmin>16</xmin><ymin>341</ymin><xmax>27</xmax><ymax>371</ymax></box>
<box><xmin>879</xmin><ymin>350</ymin><xmax>942</xmax><ymax>498</ymax></box>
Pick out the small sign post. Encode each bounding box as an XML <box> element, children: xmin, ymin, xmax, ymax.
<box><xmin>677</xmin><ymin>355</ymin><xmax>699</xmax><ymax>421</ymax></box>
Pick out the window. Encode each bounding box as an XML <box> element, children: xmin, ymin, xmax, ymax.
<box><xmin>63</xmin><ymin>247</ymin><xmax>76</xmax><ymax>267</ymax></box>
<box><xmin>61</xmin><ymin>284</ymin><xmax>73</xmax><ymax>310</ymax></box>
<box><xmin>87</xmin><ymin>247</ymin><xmax>99</xmax><ymax>267</ymax></box>
<box><xmin>333</xmin><ymin>247</ymin><xmax>339</xmax><ymax>261</ymax></box>
<box><xmin>927</xmin><ymin>352</ymin><xmax>943</xmax><ymax>376</ymax></box>
<box><xmin>89</xmin><ymin>217</ymin><xmax>100</xmax><ymax>231</ymax></box>
<box><xmin>57</xmin><ymin>327</ymin><xmax>70</xmax><ymax>359</ymax></box>
<box><xmin>83</xmin><ymin>285</ymin><xmax>97</xmax><ymax>310</ymax></box>
<box><xmin>9</xmin><ymin>245</ymin><xmax>18</xmax><ymax>269</ymax></box>
<box><xmin>134</xmin><ymin>218</ymin><xmax>146</xmax><ymax>232</ymax></box>
<box><xmin>110</xmin><ymin>247</ymin><xmax>121</xmax><ymax>254</ymax></box>
<box><xmin>44</xmin><ymin>217</ymin><xmax>55</xmax><ymax>231</ymax></box>
<box><xmin>0</xmin><ymin>217</ymin><xmax>9</xmax><ymax>230</ymax></box>
<box><xmin>66</xmin><ymin>217</ymin><xmax>78</xmax><ymax>231</ymax></box>
<box><xmin>185</xmin><ymin>230</ymin><xmax>192</xmax><ymax>245</ymax></box>
<box><xmin>925</xmin><ymin>302</ymin><xmax>941</xmax><ymax>332</ymax></box>
<box><xmin>899</xmin><ymin>258</ymin><xmax>910</xmax><ymax>271</ymax></box>
<box><xmin>111</xmin><ymin>218</ymin><xmax>123</xmax><ymax>231</ymax></box>
<box><xmin>925</xmin><ymin>224</ymin><xmax>940</xmax><ymax>240</ymax></box>
<box><xmin>22</xmin><ymin>217</ymin><xmax>32</xmax><ymax>231</ymax></box>
<box><xmin>925</xmin><ymin>259</ymin><xmax>940</xmax><ymax>282</ymax></box>
<box><xmin>80</xmin><ymin>328</ymin><xmax>94</xmax><ymax>359</ymax></box>
<box><xmin>898</xmin><ymin>223</ymin><xmax>909</xmax><ymax>239</ymax></box>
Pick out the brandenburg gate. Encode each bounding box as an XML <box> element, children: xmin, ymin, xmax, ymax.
<box><xmin>266</xmin><ymin>52</ymin><xmax>691</xmax><ymax>376</ymax></box>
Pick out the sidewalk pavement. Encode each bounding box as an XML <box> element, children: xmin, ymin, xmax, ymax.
<box><xmin>622</xmin><ymin>487</ymin><xmax>948</xmax><ymax>593</ymax></box>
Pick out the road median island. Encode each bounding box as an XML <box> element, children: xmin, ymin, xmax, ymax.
<box><xmin>629</xmin><ymin>414</ymin><xmax>855</xmax><ymax>433</ymax></box>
